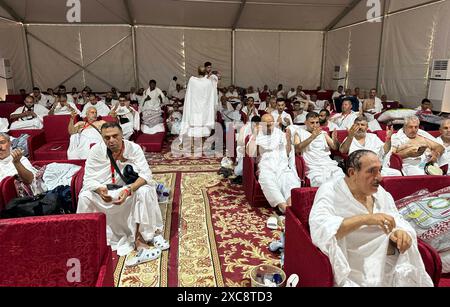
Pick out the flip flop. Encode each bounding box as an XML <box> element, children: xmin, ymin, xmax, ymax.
<box><xmin>267</xmin><ymin>216</ymin><xmax>278</xmax><ymax>230</ymax></box>
<box><xmin>125</xmin><ymin>248</ymin><xmax>161</xmax><ymax>267</ymax></box>
<box><xmin>152</xmin><ymin>235</ymin><xmax>170</xmax><ymax>251</ymax></box>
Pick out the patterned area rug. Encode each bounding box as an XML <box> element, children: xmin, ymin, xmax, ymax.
<box><xmin>114</xmin><ymin>141</ymin><xmax>282</xmax><ymax>287</ymax></box>
<box><xmin>113</xmin><ymin>172</ymin><xmax>176</xmax><ymax>287</ymax></box>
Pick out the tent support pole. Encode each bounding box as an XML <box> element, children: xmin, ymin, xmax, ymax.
<box><xmin>132</xmin><ymin>26</ymin><xmax>139</xmax><ymax>89</ymax></box>
<box><xmin>376</xmin><ymin>0</ymin><xmax>388</xmax><ymax>93</ymax></box>
<box><xmin>23</xmin><ymin>25</ymin><xmax>34</xmax><ymax>88</ymax></box>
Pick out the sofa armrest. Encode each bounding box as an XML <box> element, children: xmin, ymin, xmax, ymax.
<box><xmin>284</xmin><ymin>208</ymin><xmax>334</xmax><ymax>287</ymax></box>
<box><xmin>418</xmin><ymin>239</ymin><xmax>442</xmax><ymax>287</ymax></box>
<box><xmin>243</xmin><ymin>156</ymin><xmax>256</xmax><ymax>202</ymax></box>
<box><xmin>95</xmin><ymin>246</ymin><xmax>114</xmax><ymax>287</ymax></box>
<box><xmin>28</xmin><ymin>131</ymin><xmax>46</xmax><ymax>161</ymax></box>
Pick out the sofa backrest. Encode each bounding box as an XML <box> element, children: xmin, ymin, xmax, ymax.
<box><xmin>0</xmin><ymin>213</ymin><xmax>107</xmax><ymax>287</ymax></box>
<box><xmin>381</xmin><ymin>176</ymin><xmax>450</xmax><ymax>201</ymax></box>
<box><xmin>290</xmin><ymin>187</ymin><xmax>319</xmax><ymax>232</ymax></box>
<box><xmin>43</xmin><ymin>115</ymin><xmax>71</xmax><ymax>142</ymax></box>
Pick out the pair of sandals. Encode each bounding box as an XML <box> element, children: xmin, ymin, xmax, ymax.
<box><xmin>125</xmin><ymin>235</ymin><xmax>170</xmax><ymax>267</ymax></box>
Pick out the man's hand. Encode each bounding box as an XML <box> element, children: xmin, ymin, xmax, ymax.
<box><xmin>96</xmin><ymin>187</ymin><xmax>113</xmax><ymax>203</ymax></box>
<box><xmin>284</xmin><ymin>117</ymin><xmax>291</xmax><ymax>126</ymax></box>
<box><xmin>311</xmin><ymin>128</ymin><xmax>322</xmax><ymax>139</ymax></box>
<box><xmin>112</xmin><ymin>189</ymin><xmax>131</xmax><ymax>206</ymax></box>
<box><xmin>331</xmin><ymin>129</ymin><xmax>338</xmax><ymax>142</ymax></box>
<box><xmin>386</xmin><ymin>125</ymin><xmax>394</xmax><ymax>140</ymax></box>
<box><xmin>348</xmin><ymin>124</ymin><xmax>359</xmax><ymax>138</ymax></box>
<box><xmin>11</xmin><ymin>148</ymin><xmax>23</xmax><ymax>164</ymax></box>
<box><xmin>367</xmin><ymin>213</ymin><xmax>396</xmax><ymax>234</ymax></box>
<box><xmin>390</xmin><ymin>229</ymin><xmax>412</xmax><ymax>254</ymax></box>
<box><xmin>30</xmin><ymin>112</ymin><xmax>37</xmax><ymax>118</ymax></box>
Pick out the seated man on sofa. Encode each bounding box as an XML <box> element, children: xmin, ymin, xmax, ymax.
<box><xmin>0</xmin><ymin>132</ymin><xmax>36</xmax><ymax>184</ymax></box>
<box><xmin>67</xmin><ymin>107</ymin><xmax>106</xmax><ymax>160</ymax></box>
<box><xmin>391</xmin><ymin>116</ymin><xmax>444</xmax><ymax>176</ymax></box>
<box><xmin>437</xmin><ymin>119</ymin><xmax>450</xmax><ymax>173</ymax></box>
<box><xmin>77</xmin><ymin>122</ymin><xmax>169</xmax><ymax>261</ymax></box>
<box><xmin>246</xmin><ymin>114</ymin><xmax>301</xmax><ymax>214</ymax></box>
<box><xmin>10</xmin><ymin>96</ymin><xmax>49</xmax><ymax>130</ymax></box>
<box><xmin>309</xmin><ymin>150</ymin><xmax>433</xmax><ymax>287</ymax></box>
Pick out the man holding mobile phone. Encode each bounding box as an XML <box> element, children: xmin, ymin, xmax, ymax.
<box><xmin>391</xmin><ymin>116</ymin><xmax>444</xmax><ymax>176</ymax></box>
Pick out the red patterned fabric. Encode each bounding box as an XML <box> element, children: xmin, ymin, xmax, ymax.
<box><xmin>287</xmin><ymin>186</ymin><xmax>443</xmax><ymax>287</ymax></box>
<box><xmin>0</xmin><ymin>213</ymin><xmax>113</xmax><ymax>287</ymax></box>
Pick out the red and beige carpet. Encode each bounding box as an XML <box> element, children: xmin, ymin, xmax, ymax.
<box><xmin>113</xmin><ymin>143</ymin><xmax>282</xmax><ymax>287</ymax></box>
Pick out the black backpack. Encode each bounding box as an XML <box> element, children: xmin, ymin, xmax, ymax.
<box><xmin>1</xmin><ymin>185</ymin><xmax>73</xmax><ymax>219</ymax></box>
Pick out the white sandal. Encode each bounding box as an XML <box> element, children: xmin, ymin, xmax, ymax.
<box><xmin>152</xmin><ymin>235</ymin><xmax>170</xmax><ymax>251</ymax></box>
<box><xmin>125</xmin><ymin>248</ymin><xmax>161</xmax><ymax>267</ymax></box>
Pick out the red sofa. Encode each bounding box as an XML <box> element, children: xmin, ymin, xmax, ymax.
<box><xmin>0</xmin><ymin>103</ymin><xmax>21</xmax><ymax>124</ymax></box>
<box><xmin>285</xmin><ymin>176</ymin><xmax>450</xmax><ymax>287</ymax></box>
<box><xmin>30</xmin><ymin>115</ymin><xmax>117</xmax><ymax>161</ymax></box>
<box><xmin>0</xmin><ymin>213</ymin><xmax>114</xmax><ymax>287</ymax></box>
<box><xmin>5</xmin><ymin>95</ymin><xmax>26</xmax><ymax>104</ymax></box>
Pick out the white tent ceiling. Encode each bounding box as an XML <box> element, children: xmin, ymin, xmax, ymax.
<box><xmin>0</xmin><ymin>0</ymin><xmax>358</xmax><ymax>31</ymax></box>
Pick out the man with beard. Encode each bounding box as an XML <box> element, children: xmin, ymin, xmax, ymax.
<box><xmin>330</xmin><ymin>99</ymin><xmax>358</xmax><ymax>131</ymax></box>
<box><xmin>319</xmin><ymin>109</ymin><xmax>338</xmax><ymax>131</ymax></box>
<box><xmin>310</xmin><ymin>150</ymin><xmax>433</xmax><ymax>287</ymax></box>
<box><xmin>48</xmin><ymin>94</ymin><xmax>80</xmax><ymax>116</ymax></box>
<box><xmin>339</xmin><ymin>116</ymin><xmax>401</xmax><ymax>176</ymax></box>
<box><xmin>10</xmin><ymin>96</ymin><xmax>49</xmax><ymax>130</ymax></box>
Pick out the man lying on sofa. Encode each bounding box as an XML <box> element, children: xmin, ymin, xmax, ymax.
<box><xmin>0</xmin><ymin>132</ymin><xmax>36</xmax><ymax>184</ymax></box>
<box><xmin>309</xmin><ymin>150</ymin><xmax>433</xmax><ymax>287</ymax></box>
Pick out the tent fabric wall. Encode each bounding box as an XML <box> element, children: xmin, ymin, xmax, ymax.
<box><xmin>235</xmin><ymin>30</ymin><xmax>323</xmax><ymax>90</ymax></box>
<box><xmin>26</xmin><ymin>25</ymin><xmax>134</xmax><ymax>92</ymax></box>
<box><xmin>379</xmin><ymin>4</ymin><xmax>439</xmax><ymax>106</ymax></box>
<box><xmin>323</xmin><ymin>28</ymin><xmax>350</xmax><ymax>90</ymax></box>
<box><xmin>136</xmin><ymin>27</ymin><xmax>231</xmax><ymax>91</ymax></box>
<box><xmin>0</xmin><ymin>20</ymin><xmax>31</xmax><ymax>94</ymax></box>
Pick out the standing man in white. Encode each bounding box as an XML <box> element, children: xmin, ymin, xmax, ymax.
<box><xmin>179</xmin><ymin>66</ymin><xmax>216</xmax><ymax>152</ymax></box>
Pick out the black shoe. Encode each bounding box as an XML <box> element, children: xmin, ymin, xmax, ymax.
<box><xmin>231</xmin><ymin>176</ymin><xmax>242</xmax><ymax>185</ymax></box>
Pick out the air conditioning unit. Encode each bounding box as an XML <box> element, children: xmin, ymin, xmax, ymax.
<box><xmin>332</xmin><ymin>65</ymin><xmax>346</xmax><ymax>88</ymax></box>
<box><xmin>428</xmin><ymin>59</ymin><xmax>450</xmax><ymax>113</ymax></box>
<box><xmin>0</xmin><ymin>58</ymin><xmax>14</xmax><ymax>101</ymax></box>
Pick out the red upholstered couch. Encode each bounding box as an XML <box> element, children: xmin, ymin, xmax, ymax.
<box><xmin>134</xmin><ymin>112</ymin><xmax>167</xmax><ymax>153</ymax></box>
<box><xmin>31</xmin><ymin>115</ymin><xmax>117</xmax><ymax>161</ymax></box>
<box><xmin>5</xmin><ymin>95</ymin><xmax>26</xmax><ymax>104</ymax></box>
<box><xmin>0</xmin><ymin>103</ymin><xmax>21</xmax><ymax>123</ymax></box>
<box><xmin>285</xmin><ymin>176</ymin><xmax>450</xmax><ymax>287</ymax></box>
<box><xmin>8</xmin><ymin>129</ymin><xmax>45</xmax><ymax>161</ymax></box>
<box><xmin>0</xmin><ymin>213</ymin><xmax>114</xmax><ymax>287</ymax></box>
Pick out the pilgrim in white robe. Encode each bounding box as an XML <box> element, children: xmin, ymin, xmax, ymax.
<box><xmin>241</xmin><ymin>106</ymin><xmax>258</xmax><ymax>122</ymax></box>
<box><xmin>331</xmin><ymin>112</ymin><xmax>359</xmax><ymax>131</ymax></box>
<box><xmin>293</xmin><ymin>111</ymin><xmax>308</xmax><ymax>125</ymax></box>
<box><xmin>271</xmin><ymin>111</ymin><xmax>293</xmax><ymax>129</ymax></box>
<box><xmin>391</xmin><ymin>129</ymin><xmax>439</xmax><ymax>176</ymax></box>
<box><xmin>52</xmin><ymin>101</ymin><xmax>81</xmax><ymax>116</ymax></box>
<box><xmin>346</xmin><ymin>133</ymin><xmax>402</xmax><ymax>177</ymax></box>
<box><xmin>437</xmin><ymin>137</ymin><xmax>449</xmax><ymax>173</ymax></box>
<box><xmin>77</xmin><ymin>140</ymin><xmax>163</xmax><ymax>256</ymax></box>
<box><xmin>10</xmin><ymin>104</ymin><xmax>49</xmax><ymax>130</ymax></box>
<box><xmin>256</xmin><ymin>128</ymin><xmax>301</xmax><ymax>208</ymax></box>
<box><xmin>287</xmin><ymin>90</ymin><xmax>297</xmax><ymax>100</ymax></box>
<box><xmin>81</xmin><ymin>101</ymin><xmax>111</xmax><ymax>118</ymax></box>
<box><xmin>0</xmin><ymin>118</ymin><xmax>9</xmax><ymax>132</ymax></box>
<box><xmin>32</xmin><ymin>94</ymin><xmax>51</xmax><ymax>108</ymax></box>
<box><xmin>297</xmin><ymin>128</ymin><xmax>345</xmax><ymax>187</ymax></box>
<box><xmin>180</xmin><ymin>76</ymin><xmax>216</xmax><ymax>138</ymax></box>
<box><xmin>258</xmin><ymin>101</ymin><xmax>267</xmax><ymax>111</ymax></box>
<box><xmin>168</xmin><ymin>80</ymin><xmax>177</xmax><ymax>98</ymax></box>
<box><xmin>115</xmin><ymin>106</ymin><xmax>140</xmax><ymax>140</ymax></box>
<box><xmin>67</xmin><ymin>125</ymin><xmax>104</xmax><ymax>160</ymax></box>
<box><xmin>0</xmin><ymin>155</ymin><xmax>37</xmax><ymax>183</ymax></box>
<box><xmin>245</xmin><ymin>92</ymin><xmax>261</xmax><ymax>103</ymax></box>
<box><xmin>140</xmin><ymin>87</ymin><xmax>165</xmax><ymax>135</ymax></box>
<box><xmin>310</xmin><ymin>178</ymin><xmax>433</xmax><ymax>287</ymax></box>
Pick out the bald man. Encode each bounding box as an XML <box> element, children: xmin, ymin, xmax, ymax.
<box><xmin>67</xmin><ymin>107</ymin><xmax>106</xmax><ymax>160</ymax></box>
<box><xmin>247</xmin><ymin>114</ymin><xmax>301</xmax><ymax>213</ymax></box>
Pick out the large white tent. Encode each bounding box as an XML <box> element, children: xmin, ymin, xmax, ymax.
<box><xmin>0</xmin><ymin>0</ymin><xmax>450</xmax><ymax>107</ymax></box>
